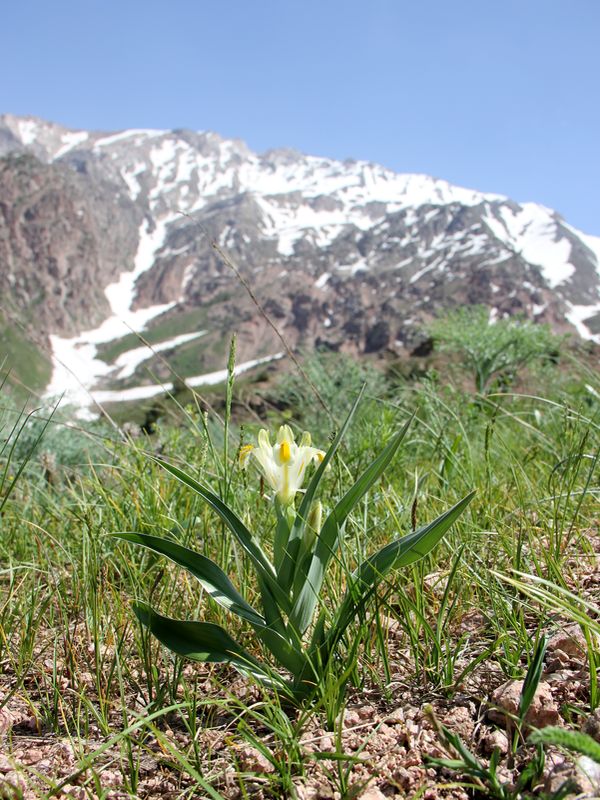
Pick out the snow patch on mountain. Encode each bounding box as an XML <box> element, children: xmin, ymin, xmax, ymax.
<box><xmin>255</xmin><ymin>193</ymin><xmax>386</xmax><ymax>256</ymax></box>
<box><xmin>485</xmin><ymin>204</ymin><xmax>575</xmax><ymax>288</ymax></box>
<box><xmin>565</xmin><ymin>224</ymin><xmax>600</xmax><ymax>275</ymax></box>
<box><xmin>315</xmin><ymin>272</ymin><xmax>331</xmax><ymax>289</ymax></box>
<box><xmin>120</xmin><ymin>162</ymin><xmax>147</xmax><ymax>200</ymax></box>
<box><xmin>46</xmin><ymin>211</ymin><xmax>181</xmax><ymax>405</ymax></box>
<box><xmin>93</xmin><ymin>129</ymin><xmax>167</xmax><ymax>150</ymax></box>
<box><xmin>54</xmin><ymin>131</ymin><xmax>89</xmax><ymax>159</ymax></box>
<box><xmin>105</xmin><ymin>214</ymin><xmax>178</xmax><ymax>316</ymax></box>
<box><xmin>566</xmin><ymin>302</ymin><xmax>600</xmax><ymax>343</ymax></box>
<box><xmin>87</xmin><ymin>353</ymin><xmax>284</xmax><ymax>408</ymax></box>
<box><xmin>112</xmin><ymin>331</ymin><xmax>207</xmax><ymax>380</ymax></box>
<box><xmin>16</xmin><ymin>118</ymin><xmax>40</xmax><ymax>145</ymax></box>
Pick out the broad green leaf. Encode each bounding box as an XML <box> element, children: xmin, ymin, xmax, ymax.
<box><xmin>290</xmin><ymin>418</ymin><xmax>413</xmax><ymax>634</ymax></box>
<box><xmin>134</xmin><ymin>602</ymin><xmax>281</xmax><ymax>686</ymax></box>
<box><xmin>113</xmin><ymin>532</ymin><xmax>265</xmax><ymax>628</ymax></box>
<box><xmin>115</xmin><ymin>534</ymin><xmax>306</xmax><ymax>676</ymax></box>
<box><xmin>319</xmin><ymin>491</ymin><xmax>475</xmax><ymax>653</ymax></box>
<box><xmin>277</xmin><ymin>387</ymin><xmax>366</xmax><ymax>594</ymax></box>
<box><xmin>151</xmin><ymin>457</ymin><xmax>291</xmax><ymax>613</ymax></box>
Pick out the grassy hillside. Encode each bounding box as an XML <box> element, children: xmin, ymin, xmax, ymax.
<box><xmin>0</xmin><ymin>339</ymin><xmax>598</xmax><ymax>798</ymax></box>
<box><xmin>0</xmin><ymin>315</ymin><xmax>52</xmax><ymax>397</ymax></box>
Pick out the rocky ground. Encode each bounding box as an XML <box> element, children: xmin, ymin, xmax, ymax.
<box><xmin>1</xmin><ymin>539</ymin><xmax>599</xmax><ymax>800</ymax></box>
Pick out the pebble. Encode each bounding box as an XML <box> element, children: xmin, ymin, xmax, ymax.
<box><xmin>358</xmin><ymin>786</ymin><xmax>387</xmax><ymax>800</ymax></box>
<box><xmin>489</xmin><ymin>679</ymin><xmax>560</xmax><ymax>728</ymax></box>
<box><xmin>547</xmin><ymin>623</ymin><xmax>587</xmax><ymax>659</ymax></box>
<box><xmin>0</xmin><ymin>754</ymin><xmax>13</xmax><ymax>772</ymax></box>
<box><xmin>235</xmin><ymin>745</ymin><xmax>275</xmax><ymax>774</ymax></box>
<box><xmin>582</xmin><ymin>708</ymin><xmax>600</xmax><ymax>743</ymax></box>
<box><xmin>481</xmin><ymin>728</ymin><xmax>509</xmax><ymax>755</ymax></box>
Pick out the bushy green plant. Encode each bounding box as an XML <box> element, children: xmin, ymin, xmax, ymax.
<box><xmin>428</xmin><ymin>306</ymin><xmax>563</xmax><ymax>393</ymax></box>
<box><xmin>115</xmin><ymin>393</ymin><xmax>474</xmax><ymax>704</ymax></box>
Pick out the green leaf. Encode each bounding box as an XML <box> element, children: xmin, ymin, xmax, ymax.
<box><xmin>113</xmin><ymin>532</ymin><xmax>265</xmax><ymax>627</ymax></box>
<box><xmin>309</xmin><ymin>752</ymin><xmax>371</xmax><ymax>764</ymax></box>
<box><xmin>254</xmin><ymin>575</ymin><xmax>307</xmax><ymax>676</ymax></box>
<box><xmin>519</xmin><ymin>635</ymin><xmax>548</xmax><ymax>724</ymax></box>
<box><xmin>277</xmin><ymin>387</ymin><xmax>366</xmax><ymax>595</ymax></box>
<box><xmin>290</xmin><ymin>417</ymin><xmax>414</xmax><ymax>634</ymax></box>
<box><xmin>134</xmin><ymin>602</ymin><xmax>281</xmax><ymax>686</ymax></box>
<box><xmin>320</xmin><ymin>491</ymin><xmax>475</xmax><ymax>653</ymax></box>
<box><xmin>115</xmin><ymin>534</ymin><xmax>306</xmax><ymax>677</ymax></box>
<box><xmin>151</xmin><ymin>457</ymin><xmax>291</xmax><ymax>613</ymax></box>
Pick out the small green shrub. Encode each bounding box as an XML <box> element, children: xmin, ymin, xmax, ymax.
<box><xmin>428</xmin><ymin>306</ymin><xmax>563</xmax><ymax>393</ymax></box>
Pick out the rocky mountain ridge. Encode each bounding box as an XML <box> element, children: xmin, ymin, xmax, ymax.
<box><xmin>0</xmin><ymin>113</ymin><xmax>599</xmax><ymax>410</ymax></box>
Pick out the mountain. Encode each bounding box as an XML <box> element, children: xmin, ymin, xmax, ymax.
<box><xmin>1</xmin><ymin>113</ymin><xmax>599</xmax><ymax>412</ymax></box>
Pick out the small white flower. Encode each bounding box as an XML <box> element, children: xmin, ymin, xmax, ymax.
<box><xmin>240</xmin><ymin>424</ymin><xmax>325</xmax><ymax>505</ymax></box>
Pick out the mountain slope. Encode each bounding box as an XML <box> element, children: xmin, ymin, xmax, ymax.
<box><xmin>0</xmin><ymin>113</ymin><xmax>598</xmax><ymax>410</ymax></box>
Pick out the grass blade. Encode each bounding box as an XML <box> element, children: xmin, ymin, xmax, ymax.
<box><xmin>519</xmin><ymin>635</ymin><xmax>548</xmax><ymax>724</ymax></box>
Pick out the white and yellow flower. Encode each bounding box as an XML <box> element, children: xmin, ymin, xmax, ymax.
<box><xmin>239</xmin><ymin>425</ymin><xmax>325</xmax><ymax>505</ymax></box>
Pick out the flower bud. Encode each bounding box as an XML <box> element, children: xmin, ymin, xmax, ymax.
<box><xmin>303</xmin><ymin>500</ymin><xmax>323</xmax><ymax>550</ymax></box>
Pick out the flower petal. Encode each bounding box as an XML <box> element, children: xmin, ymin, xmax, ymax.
<box><xmin>258</xmin><ymin>429</ymin><xmax>271</xmax><ymax>449</ymax></box>
<box><xmin>277</xmin><ymin>424</ymin><xmax>295</xmax><ymax>444</ymax></box>
<box><xmin>239</xmin><ymin>445</ymin><xmax>254</xmax><ymax>467</ymax></box>
<box><xmin>245</xmin><ymin>427</ymin><xmax>324</xmax><ymax>505</ymax></box>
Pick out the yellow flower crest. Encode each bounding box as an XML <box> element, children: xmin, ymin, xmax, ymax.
<box><xmin>240</xmin><ymin>425</ymin><xmax>326</xmax><ymax>505</ymax></box>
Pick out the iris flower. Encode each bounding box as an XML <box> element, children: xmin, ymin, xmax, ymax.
<box><xmin>239</xmin><ymin>424</ymin><xmax>325</xmax><ymax>505</ymax></box>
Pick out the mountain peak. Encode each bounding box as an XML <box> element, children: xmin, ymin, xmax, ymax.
<box><xmin>0</xmin><ymin>114</ymin><xmax>598</xmax><ymax>412</ymax></box>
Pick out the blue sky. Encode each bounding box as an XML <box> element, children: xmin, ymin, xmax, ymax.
<box><xmin>2</xmin><ymin>0</ymin><xmax>599</xmax><ymax>234</ymax></box>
